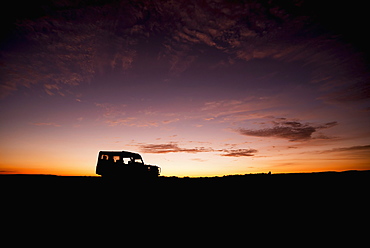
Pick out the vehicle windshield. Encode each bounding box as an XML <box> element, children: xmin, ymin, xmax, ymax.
<box><xmin>133</xmin><ymin>158</ymin><xmax>143</xmax><ymax>163</ymax></box>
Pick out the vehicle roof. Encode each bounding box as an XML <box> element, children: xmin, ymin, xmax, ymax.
<box><xmin>99</xmin><ymin>150</ymin><xmax>142</xmax><ymax>159</ymax></box>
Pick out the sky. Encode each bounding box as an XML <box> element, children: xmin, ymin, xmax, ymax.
<box><xmin>1</xmin><ymin>0</ymin><xmax>369</xmax><ymax>176</ymax></box>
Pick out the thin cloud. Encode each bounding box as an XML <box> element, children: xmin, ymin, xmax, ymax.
<box><xmin>221</xmin><ymin>148</ymin><xmax>258</xmax><ymax>157</ymax></box>
<box><xmin>140</xmin><ymin>142</ymin><xmax>258</xmax><ymax>158</ymax></box>
<box><xmin>237</xmin><ymin>118</ymin><xmax>338</xmax><ymax>141</ymax></box>
<box><xmin>140</xmin><ymin>143</ymin><xmax>212</xmax><ymax>154</ymax></box>
<box><xmin>191</xmin><ymin>158</ymin><xmax>207</xmax><ymax>162</ymax></box>
<box><xmin>162</xmin><ymin>118</ymin><xmax>180</xmax><ymax>124</ymax></box>
<box><xmin>44</xmin><ymin>84</ymin><xmax>64</xmax><ymax>96</ymax></box>
<box><xmin>31</xmin><ymin>122</ymin><xmax>61</xmax><ymax>127</ymax></box>
<box><xmin>319</xmin><ymin>145</ymin><xmax>370</xmax><ymax>154</ymax></box>
<box><xmin>199</xmin><ymin>97</ymin><xmax>279</xmax><ymax>123</ymax></box>
<box><xmin>95</xmin><ymin>103</ymin><xmax>127</xmax><ymax>118</ymax></box>
<box><xmin>105</xmin><ymin>118</ymin><xmax>159</xmax><ymax>128</ymax></box>
<box><xmin>320</xmin><ymin>80</ymin><xmax>370</xmax><ymax>104</ymax></box>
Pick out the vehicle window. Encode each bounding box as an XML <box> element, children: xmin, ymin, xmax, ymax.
<box><xmin>122</xmin><ymin>158</ymin><xmax>131</xmax><ymax>164</ymax></box>
<box><xmin>113</xmin><ymin>156</ymin><xmax>120</xmax><ymax>163</ymax></box>
<box><xmin>134</xmin><ymin>158</ymin><xmax>143</xmax><ymax>163</ymax></box>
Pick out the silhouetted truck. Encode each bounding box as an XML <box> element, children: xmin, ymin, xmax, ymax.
<box><xmin>96</xmin><ymin>151</ymin><xmax>160</xmax><ymax>178</ymax></box>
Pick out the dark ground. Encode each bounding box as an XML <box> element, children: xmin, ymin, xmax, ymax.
<box><xmin>2</xmin><ymin>171</ymin><xmax>368</xmax><ymax>243</ymax></box>
<box><xmin>2</xmin><ymin>170</ymin><xmax>368</xmax><ymax>202</ymax></box>
<box><xmin>2</xmin><ymin>170</ymin><xmax>369</xmax><ymax>212</ymax></box>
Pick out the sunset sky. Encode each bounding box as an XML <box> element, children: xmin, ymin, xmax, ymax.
<box><xmin>1</xmin><ymin>0</ymin><xmax>369</xmax><ymax>176</ymax></box>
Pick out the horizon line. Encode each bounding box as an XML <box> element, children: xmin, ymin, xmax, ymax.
<box><xmin>1</xmin><ymin>169</ymin><xmax>369</xmax><ymax>178</ymax></box>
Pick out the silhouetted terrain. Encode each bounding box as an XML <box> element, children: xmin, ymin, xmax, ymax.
<box><xmin>2</xmin><ymin>170</ymin><xmax>369</xmax><ymax>203</ymax></box>
<box><xmin>2</xmin><ymin>170</ymin><xmax>369</xmax><ymax>190</ymax></box>
<box><xmin>2</xmin><ymin>171</ymin><xmax>368</xmax><ymax>241</ymax></box>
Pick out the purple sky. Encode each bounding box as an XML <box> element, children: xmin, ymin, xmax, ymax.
<box><xmin>1</xmin><ymin>0</ymin><xmax>369</xmax><ymax>176</ymax></box>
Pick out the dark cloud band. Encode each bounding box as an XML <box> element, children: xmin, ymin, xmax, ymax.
<box><xmin>140</xmin><ymin>143</ymin><xmax>257</xmax><ymax>157</ymax></box>
<box><xmin>237</xmin><ymin>118</ymin><xmax>338</xmax><ymax>141</ymax></box>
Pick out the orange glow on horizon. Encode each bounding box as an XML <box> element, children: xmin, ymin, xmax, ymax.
<box><xmin>1</xmin><ymin>156</ymin><xmax>369</xmax><ymax>177</ymax></box>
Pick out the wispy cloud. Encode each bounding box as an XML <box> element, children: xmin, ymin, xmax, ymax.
<box><xmin>95</xmin><ymin>103</ymin><xmax>127</xmax><ymax>118</ymax></box>
<box><xmin>191</xmin><ymin>158</ymin><xmax>207</xmax><ymax>162</ymax></box>
<box><xmin>140</xmin><ymin>143</ymin><xmax>212</xmax><ymax>154</ymax></box>
<box><xmin>220</xmin><ymin>148</ymin><xmax>258</xmax><ymax>157</ymax></box>
<box><xmin>139</xmin><ymin>142</ymin><xmax>258</xmax><ymax>158</ymax></box>
<box><xmin>1</xmin><ymin>0</ymin><xmax>367</xmax><ymax>104</ymax></box>
<box><xmin>162</xmin><ymin>118</ymin><xmax>180</xmax><ymax>124</ymax></box>
<box><xmin>318</xmin><ymin>144</ymin><xmax>370</xmax><ymax>154</ymax></box>
<box><xmin>199</xmin><ymin>97</ymin><xmax>279</xmax><ymax>123</ymax></box>
<box><xmin>0</xmin><ymin>2</ymin><xmax>138</xmax><ymax>98</ymax></box>
<box><xmin>237</xmin><ymin>118</ymin><xmax>338</xmax><ymax>141</ymax></box>
<box><xmin>31</xmin><ymin>122</ymin><xmax>61</xmax><ymax>127</ymax></box>
<box><xmin>319</xmin><ymin>80</ymin><xmax>370</xmax><ymax>104</ymax></box>
<box><xmin>95</xmin><ymin>103</ymin><xmax>183</xmax><ymax>128</ymax></box>
<box><xmin>44</xmin><ymin>84</ymin><xmax>64</xmax><ymax>96</ymax></box>
<box><xmin>105</xmin><ymin>118</ymin><xmax>159</xmax><ymax>128</ymax></box>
